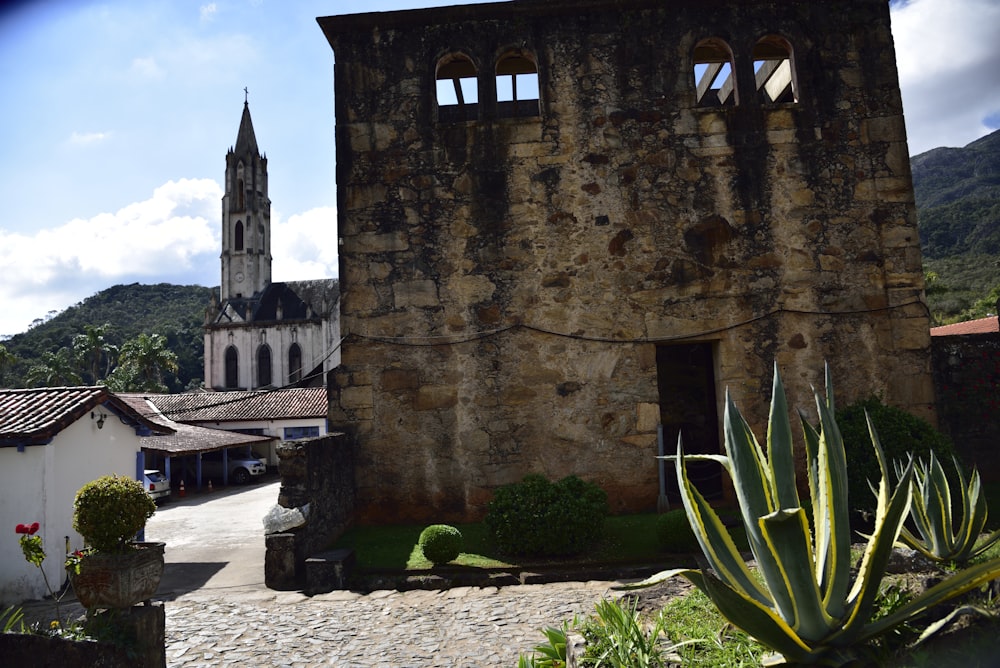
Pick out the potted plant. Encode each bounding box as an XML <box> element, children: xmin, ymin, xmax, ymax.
<box><xmin>67</xmin><ymin>474</ymin><xmax>164</xmax><ymax>609</ymax></box>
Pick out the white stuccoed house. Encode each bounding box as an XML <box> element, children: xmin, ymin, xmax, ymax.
<box><xmin>0</xmin><ymin>386</ymin><xmax>170</xmax><ymax>604</ymax></box>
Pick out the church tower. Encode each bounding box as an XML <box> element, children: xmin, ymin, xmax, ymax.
<box><xmin>220</xmin><ymin>100</ymin><xmax>271</xmax><ymax>301</ymax></box>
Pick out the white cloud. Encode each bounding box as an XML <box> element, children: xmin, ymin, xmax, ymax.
<box><xmin>892</xmin><ymin>0</ymin><xmax>1000</xmax><ymax>153</ymax></box>
<box><xmin>0</xmin><ymin>179</ymin><xmax>222</xmax><ymax>337</ymax></box>
<box><xmin>68</xmin><ymin>131</ymin><xmax>111</xmax><ymax>146</ymax></box>
<box><xmin>199</xmin><ymin>3</ymin><xmax>218</xmax><ymax>23</ymax></box>
<box><xmin>270</xmin><ymin>206</ymin><xmax>339</xmax><ymax>281</ymax></box>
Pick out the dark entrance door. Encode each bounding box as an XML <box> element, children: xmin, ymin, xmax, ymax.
<box><xmin>655</xmin><ymin>342</ymin><xmax>722</xmax><ymax>501</ymax></box>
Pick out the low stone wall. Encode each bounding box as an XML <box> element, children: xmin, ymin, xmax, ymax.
<box><xmin>266</xmin><ymin>433</ymin><xmax>356</xmax><ymax>589</ymax></box>
<box><xmin>932</xmin><ymin>333</ymin><xmax>1000</xmax><ymax>481</ymax></box>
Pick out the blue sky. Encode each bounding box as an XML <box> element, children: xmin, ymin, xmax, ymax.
<box><xmin>0</xmin><ymin>0</ymin><xmax>998</xmax><ymax>338</ymax></box>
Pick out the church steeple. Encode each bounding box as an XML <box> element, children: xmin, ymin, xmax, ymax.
<box><xmin>220</xmin><ymin>95</ymin><xmax>271</xmax><ymax>302</ymax></box>
<box><xmin>234</xmin><ymin>99</ymin><xmax>259</xmax><ymax>157</ymax></box>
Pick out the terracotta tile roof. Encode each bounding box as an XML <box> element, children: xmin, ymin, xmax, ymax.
<box><xmin>142</xmin><ymin>421</ymin><xmax>275</xmax><ymax>455</ymax></box>
<box><xmin>119</xmin><ymin>394</ymin><xmax>277</xmax><ymax>455</ymax></box>
<box><xmin>930</xmin><ymin>316</ymin><xmax>1000</xmax><ymax>337</ymax></box>
<box><xmin>139</xmin><ymin>387</ymin><xmax>328</xmax><ymax>423</ymax></box>
<box><xmin>0</xmin><ymin>386</ymin><xmax>173</xmax><ymax>448</ymax></box>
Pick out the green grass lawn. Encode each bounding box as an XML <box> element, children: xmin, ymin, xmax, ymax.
<box><xmin>330</xmin><ymin>510</ymin><xmax>750</xmax><ymax>571</ymax></box>
<box><xmin>332</xmin><ymin>513</ymin><xmax>679</xmax><ymax>571</ymax></box>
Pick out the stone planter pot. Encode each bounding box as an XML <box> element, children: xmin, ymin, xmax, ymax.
<box><xmin>68</xmin><ymin>542</ymin><xmax>165</xmax><ymax>609</ymax></box>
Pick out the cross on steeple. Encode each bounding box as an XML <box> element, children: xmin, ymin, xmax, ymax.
<box><xmin>244</xmin><ymin>87</ymin><xmax>249</xmax><ymax>104</ymax></box>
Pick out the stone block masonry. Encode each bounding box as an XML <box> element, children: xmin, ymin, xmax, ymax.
<box><xmin>318</xmin><ymin>0</ymin><xmax>934</xmax><ymax>524</ymax></box>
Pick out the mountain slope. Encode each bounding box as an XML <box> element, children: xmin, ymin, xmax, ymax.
<box><xmin>2</xmin><ymin>283</ymin><xmax>214</xmax><ymax>391</ymax></box>
<box><xmin>912</xmin><ymin>129</ymin><xmax>1000</xmax><ymax>259</ymax></box>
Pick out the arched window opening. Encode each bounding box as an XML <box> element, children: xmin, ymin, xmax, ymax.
<box><xmin>235</xmin><ymin>221</ymin><xmax>244</xmax><ymax>251</ymax></box>
<box><xmin>753</xmin><ymin>36</ymin><xmax>797</xmax><ymax>104</ymax></box>
<box><xmin>288</xmin><ymin>343</ymin><xmax>302</xmax><ymax>384</ymax></box>
<box><xmin>225</xmin><ymin>346</ymin><xmax>239</xmax><ymax>389</ymax></box>
<box><xmin>693</xmin><ymin>38</ymin><xmax>737</xmax><ymax>107</ymax></box>
<box><xmin>237</xmin><ymin>178</ymin><xmax>246</xmax><ymax>210</ymax></box>
<box><xmin>496</xmin><ymin>52</ymin><xmax>540</xmax><ymax>118</ymax></box>
<box><xmin>436</xmin><ymin>53</ymin><xmax>478</xmax><ymax>122</ymax></box>
<box><xmin>257</xmin><ymin>344</ymin><xmax>272</xmax><ymax>388</ymax></box>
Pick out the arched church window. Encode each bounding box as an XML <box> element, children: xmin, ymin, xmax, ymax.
<box><xmin>237</xmin><ymin>178</ymin><xmax>246</xmax><ymax>210</ymax></box>
<box><xmin>235</xmin><ymin>221</ymin><xmax>244</xmax><ymax>251</ymax></box>
<box><xmin>225</xmin><ymin>346</ymin><xmax>239</xmax><ymax>389</ymax></box>
<box><xmin>257</xmin><ymin>344</ymin><xmax>272</xmax><ymax>388</ymax></box>
<box><xmin>436</xmin><ymin>52</ymin><xmax>478</xmax><ymax>122</ymax></box>
<box><xmin>753</xmin><ymin>36</ymin><xmax>798</xmax><ymax>104</ymax></box>
<box><xmin>496</xmin><ymin>51</ymin><xmax>539</xmax><ymax>118</ymax></box>
<box><xmin>288</xmin><ymin>343</ymin><xmax>302</xmax><ymax>384</ymax></box>
<box><xmin>693</xmin><ymin>38</ymin><xmax>737</xmax><ymax>107</ymax></box>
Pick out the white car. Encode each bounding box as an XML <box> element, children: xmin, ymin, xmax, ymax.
<box><xmin>144</xmin><ymin>470</ymin><xmax>171</xmax><ymax>503</ymax></box>
<box><xmin>200</xmin><ymin>450</ymin><xmax>267</xmax><ymax>484</ymax></box>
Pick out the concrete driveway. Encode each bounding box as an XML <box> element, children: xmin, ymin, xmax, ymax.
<box><xmin>146</xmin><ymin>477</ymin><xmax>280</xmax><ymax>600</ymax></box>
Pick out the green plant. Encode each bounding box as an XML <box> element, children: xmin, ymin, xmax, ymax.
<box><xmin>2</xmin><ymin>605</ymin><xmax>26</xmax><ymax>633</ymax></box>
<box><xmin>836</xmin><ymin>396</ymin><xmax>957</xmax><ymax>514</ymax></box>
<box><xmin>656</xmin><ymin>509</ymin><xmax>699</xmax><ymax>553</ymax></box>
<box><xmin>580</xmin><ymin>597</ymin><xmax>673</xmax><ymax>667</ymax></box>
<box><xmin>72</xmin><ymin>475</ymin><xmax>156</xmax><ymax>553</ymax></box>
<box><xmin>897</xmin><ymin>452</ymin><xmax>1000</xmax><ymax>564</ymax></box>
<box><xmin>518</xmin><ymin>616</ymin><xmax>578</xmax><ymax>668</ymax></box>
<box><xmin>418</xmin><ymin>524</ymin><xmax>463</xmax><ymax>565</ymax></box>
<box><xmin>485</xmin><ymin>474</ymin><xmax>608</xmax><ymax>557</ymax></box>
<box><xmin>627</xmin><ymin>364</ymin><xmax>1000</xmax><ymax>666</ymax></box>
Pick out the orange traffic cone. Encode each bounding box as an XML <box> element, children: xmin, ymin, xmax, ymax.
<box><xmin>179</xmin><ymin>479</ymin><xmax>186</xmax><ymax>497</ymax></box>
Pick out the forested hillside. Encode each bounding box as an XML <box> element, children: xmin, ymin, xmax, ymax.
<box><xmin>913</xmin><ymin>129</ymin><xmax>1000</xmax><ymax>323</ymax></box>
<box><xmin>0</xmin><ymin>283</ymin><xmax>213</xmax><ymax>391</ymax></box>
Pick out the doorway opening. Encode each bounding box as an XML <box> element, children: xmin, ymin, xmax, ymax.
<box><xmin>655</xmin><ymin>342</ymin><xmax>722</xmax><ymax>502</ymax></box>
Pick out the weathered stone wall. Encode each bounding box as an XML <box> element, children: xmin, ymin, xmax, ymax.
<box><xmin>318</xmin><ymin>0</ymin><xmax>934</xmax><ymax>523</ymax></box>
<box><xmin>932</xmin><ymin>334</ymin><xmax>1000</xmax><ymax>481</ymax></box>
<box><xmin>268</xmin><ymin>434</ymin><xmax>355</xmax><ymax>586</ymax></box>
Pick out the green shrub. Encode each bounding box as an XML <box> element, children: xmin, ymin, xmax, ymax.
<box><xmin>656</xmin><ymin>509</ymin><xmax>699</xmax><ymax>553</ymax></box>
<box><xmin>73</xmin><ymin>475</ymin><xmax>156</xmax><ymax>553</ymax></box>
<box><xmin>485</xmin><ymin>474</ymin><xmax>608</xmax><ymax>557</ymax></box>
<box><xmin>836</xmin><ymin>396</ymin><xmax>958</xmax><ymax>512</ymax></box>
<box><xmin>418</xmin><ymin>524</ymin><xmax>463</xmax><ymax>565</ymax></box>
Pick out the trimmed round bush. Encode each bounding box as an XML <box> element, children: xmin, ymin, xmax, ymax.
<box><xmin>656</xmin><ymin>509</ymin><xmax>699</xmax><ymax>553</ymax></box>
<box><xmin>485</xmin><ymin>474</ymin><xmax>609</xmax><ymax>558</ymax></box>
<box><xmin>73</xmin><ymin>474</ymin><xmax>157</xmax><ymax>553</ymax></box>
<box><xmin>418</xmin><ymin>524</ymin><xmax>463</xmax><ymax>565</ymax></box>
<box><xmin>836</xmin><ymin>396</ymin><xmax>958</xmax><ymax>513</ymax></box>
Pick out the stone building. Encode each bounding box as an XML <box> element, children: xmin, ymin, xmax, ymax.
<box><xmin>204</xmin><ymin>101</ymin><xmax>340</xmax><ymax>391</ymax></box>
<box><xmin>317</xmin><ymin>0</ymin><xmax>934</xmax><ymax>524</ymax></box>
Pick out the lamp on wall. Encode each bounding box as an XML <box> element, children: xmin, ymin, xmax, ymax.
<box><xmin>91</xmin><ymin>411</ymin><xmax>107</xmax><ymax>429</ymax></box>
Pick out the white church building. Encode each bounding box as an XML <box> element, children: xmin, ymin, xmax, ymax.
<box><xmin>204</xmin><ymin>101</ymin><xmax>339</xmax><ymax>391</ymax></box>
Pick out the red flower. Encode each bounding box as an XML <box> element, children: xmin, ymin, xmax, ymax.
<box><xmin>15</xmin><ymin>524</ymin><xmax>27</xmax><ymax>534</ymax></box>
<box><xmin>15</xmin><ymin>522</ymin><xmax>39</xmax><ymax>535</ymax></box>
<box><xmin>29</xmin><ymin>522</ymin><xmax>39</xmax><ymax>535</ymax></box>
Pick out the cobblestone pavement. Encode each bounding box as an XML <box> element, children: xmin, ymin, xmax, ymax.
<box><xmin>163</xmin><ymin>580</ymin><xmax>622</xmax><ymax>667</ymax></box>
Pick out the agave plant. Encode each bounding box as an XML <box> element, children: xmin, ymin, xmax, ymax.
<box><xmin>626</xmin><ymin>364</ymin><xmax>1000</xmax><ymax>666</ymax></box>
<box><xmin>896</xmin><ymin>451</ymin><xmax>1000</xmax><ymax>564</ymax></box>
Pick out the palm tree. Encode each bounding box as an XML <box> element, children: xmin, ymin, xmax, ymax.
<box><xmin>24</xmin><ymin>348</ymin><xmax>82</xmax><ymax>387</ymax></box>
<box><xmin>72</xmin><ymin>323</ymin><xmax>117</xmax><ymax>385</ymax></box>
<box><xmin>106</xmin><ymin>333</ymin><xmax>178</xmax><ymax>392</ymax></box>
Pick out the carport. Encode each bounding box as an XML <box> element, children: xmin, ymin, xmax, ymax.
<box><xmin>118</xmin><ymin>393</ymin><xmax>275</xmax><ymax>491</ymax></box>
<box><xmin>141</xmin><ymin>422</ymin><xmax>275</xmax><ymax>491</ymax></box>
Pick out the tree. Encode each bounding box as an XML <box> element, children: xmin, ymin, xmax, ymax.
<box><xmin>105</xmin><ymin>333</ymin><xmax>179</xmax><ymax>392</ymax></box>
<box><xmin>24</xmin><ymin>348</ymin><xmax>82</xmax><ymax>387</ymax></box>
<box><xmin>0</xmin><ymin>343</ymin><xmax>17</xmax><ymax>387</ymax></box>
<box><xmin>72</xmin><ymin>323</ymin><xmax>117</xmax><ymax>385</ymax></box>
